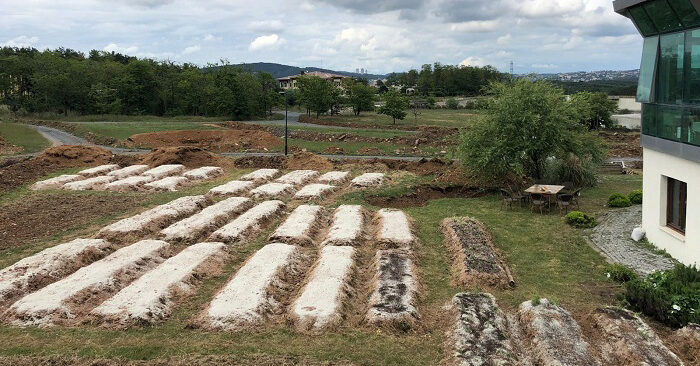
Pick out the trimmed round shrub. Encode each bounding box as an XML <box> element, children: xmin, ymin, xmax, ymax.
<box><xmin>565</xmin><ymin>211</ymin><xmax>597</xmax><ymax>228</ymax></box>
<box><xmin>608</xmin><ymin>193</ymin><xmax>632</xmax><ymax>208</ymax></box>
<box><xmin>628</xmin><ymin>189</ymin><xmax>643</xmax><ymax>204</ymax></box>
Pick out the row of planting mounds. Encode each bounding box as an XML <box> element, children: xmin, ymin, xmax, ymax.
<box><xmin>441</xmin><ymin>217</ymin><xmax>512</xmax><ymax>289</ymax></box>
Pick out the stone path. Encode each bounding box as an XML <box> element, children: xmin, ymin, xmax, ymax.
<box><xmin>588</xmin><ymin>205</ymin><xmax>675</xmax><ymax>276</ymax></box>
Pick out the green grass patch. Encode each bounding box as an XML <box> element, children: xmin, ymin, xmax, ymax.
<box><xmin>310</xmin><ymin>109</ymin><xmax>485</xmax><ymax>128</ymax></box>
<box><xmin>0</xmin><ymin>122</ymin><xmax>50</xmax><ymax>154</ymax></box>
<box><xmin>67</xmin><ymin>122</ymin><xmax>225</xmax><ymax>141</ymax></box>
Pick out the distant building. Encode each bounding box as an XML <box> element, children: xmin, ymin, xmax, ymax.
<box><xmin>277</xmin><ymin>71</ymin><xmax>350</xmax><ymax>90</ymax></box>
<box><xmin>614</xmin><ymin>0</ymin><xmax>700</xmax><ymax>266</ymax></box>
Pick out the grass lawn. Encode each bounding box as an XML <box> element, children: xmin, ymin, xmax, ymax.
<box><xmin>0</xmin><ymin>167</ymin><xmax>643</xmax><ymax>364</ymax></box>
<box><xmin>309</xmin><ymin>109</ymin><xmax>486</xmax><ymax>128</ymax></box>
<box><xmin>67</xmin><ymin>121</ymin><xmax>226</xmax><ymax>141</ymax></box>
<box><xmin>0</xmin><ymin>123</ymin><xmax>51</xmax><ymax>155</ymax></box>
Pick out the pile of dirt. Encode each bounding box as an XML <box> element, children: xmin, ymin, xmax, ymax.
<box><xmin>126</xmin><ymin>130</ymin><xmax>282</xmax><ymax>152</ymax></box>
<box><xmin>0</xmin><ymin>145</ymin><xmax>114</xmax><ymax>191</ymax></box>
<box><xmin>286</xmin><ymin>151</ymin><xmax>333</xmax><ymax>170</ymax></box>
<box><xmin>234</xmin><ymin>155</ymin><xmax>288</xmax><ymax>169</ymax></box>
<box><xmin>139</xmin><ymin>147</ymin><xmax>232</xmax><ymax>168</ymax></box>
<box><xmin>669</xmin><ymin>324</ymin><xmax>700</xmax><ymax>365</ymax></box>
<box><xmin>599</xmin><ymin>130</ymin><xmax>642</xmax><ymax>158</ymax></box>
<box><xmin>367</xmin><ymin>185</ymin><xmax>487</xmax><ymax>208</ymax></box>
<box><xmin>0</xmin><ymin>193</ymin><xmax>144</xmax><ymax>249</ymax></box>
<box><xmin>0</xmin><ymin>136</ymin><xmax>22</xmax><ymax>155</ymax></box>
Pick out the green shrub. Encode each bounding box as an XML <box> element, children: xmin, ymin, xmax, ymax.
<box><xmin>608</xmin><ymin>193</ymin><xmax>632</xmax><ymax>207</ymax></box>
<box><xmin>446</xmin><ymin>98</ymin><xmax>459</xmax><ymax>109</ymax></box>
<box><xmin>624</xmin><ymin>264</ymin><xmax>699</xmax><ymax>327</ymax></box>
<box><xmin>606</xmin><ymin>263</ymin><xmax>638</xmax><ymax>283</ymax></box>
<box><xmin>565</xmin><ymin>211</ymin><xmax>597</xmax><ymax>228</ymax></box>
<box><xmin>628</xmin><ymin>189</ymin><xmax>643</xmax><ymax>204</ymax></box>
<box><xmin>544</xmin><ymin>153</ymin><xmax>599</xmax><ymax>188</ymax></box>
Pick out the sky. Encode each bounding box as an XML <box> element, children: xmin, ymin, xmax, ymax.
<box><xmin>0</xmin><ymin>0</ymin><xmax>644</xmax><ymax>74</ymax></box>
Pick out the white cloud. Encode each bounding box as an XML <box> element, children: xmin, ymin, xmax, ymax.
<box><xmin>183</xmin><ymin>45</ymin><xmax>201</xmax><ymax>54</ymax></box>
<box><xmin>103</xmin><ymin>43</ymin><xmax>139</xmax><ymax>54</ymax></box>
<box><xmin>459</xmin><ymin>56</ymin><xmax>485</xmax><ymax>67</ymax></box>
<box><xmin>2</xmin><ymin>36</ymin><xmax>39</xmax><ymax>48</ymax></box>
<box><xmin>247</xmin><ymin>20</ymin><xmax>284</xmax><ymax>33</ymax></box>
<box><xmin>450</xmin><ymin>20</ymin><xmax>500</xmax><ymax>33</ymax></box>
<box><xmin>203</xmin><ymin>34</ymin><xmax>221</xmax><ymax>42</ymax></box>
<box><xmin>496</xmin><ymin>34</ymin><xmax>511</xmax><ymax>45</ymax></box>
<box><xmin>249</xmin><ymin>34</ymin><xmax>282</xmax><ymax>51</ymax></box>
<box><xmin>532</xmin><ymin>63</ymin><xmax>557</xmax><ymax>69</ymax></box>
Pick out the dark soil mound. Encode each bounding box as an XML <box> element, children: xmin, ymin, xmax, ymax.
<box><xmin>234</xmin><ymin>155</ymin><xmax>287</xmax><ymax>169</ymax></box>
<box><xmin>127</xmin><ymin>129</ymin><xmax>282</xmax><ymax>152</ymax></box>
<box><xmin>139</xmin><ymin>146</ymin><xmax>231</xmax><ymax>168</ymax></box>
<box><xmin>287</xmin><ymin>151</ymin><xmax>333</xmax><ymax>170</ymax></box>
<box><xmin>367</xmin><ymin>185</ymin><xmax>488</xmax><ymax>208</ymax></box>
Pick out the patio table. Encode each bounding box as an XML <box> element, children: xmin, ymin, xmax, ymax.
<box><xmin>525</xmin><ymin>184</ymin><xmax>565</xmax><ymax>207</ymax></box>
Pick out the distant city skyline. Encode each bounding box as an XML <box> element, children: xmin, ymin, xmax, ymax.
<box><xmin>0</xmin><ymin>0</ymin><xmax>642</xmax><ymax>74</ymax></box>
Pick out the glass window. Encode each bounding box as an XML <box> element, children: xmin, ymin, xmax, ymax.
<box><xmin>657</xmin><ymin>106</ymin><xmax>685</xmax><ymax>141</ymax></box>
<box><xmin>668</xmin><ymin>0</ymin><xmax>700</xmax><ymax>28</ymax></box>
<box><xmin>638</xmin><ymin>36</ymin><xmax>659</xmax><ymax>103</ymax></box>
<box><xmin>644</xmin><ymin>0</ymin><xmax>683</xmax><ymax>32</ymax></box>
<box><xmin>642</xmin><ymin>103</ymin><xmax>658</xmax><ymax>136</ymax></box>
<box><xmin>629</xmin><ymin>6</ymin><xmax>658</xmax><ymax>36</ymax></box>
<box><xmin>658</xmin><ymin>32</ymin><xmax>685</xmax><ymax>104</ymax></box>
<box><xmin>684</xmin><ymin>108</ymin><xmax>700</xmax><ymax>145</ymax></box>
<box><xmin>666</xmin><ymin>176</ymin><xmax>687</xmax><ymax>234</ymax></box>
<box><xmin>684</xmin><ymin>30</ymin><xmax>700</xmax><ymax>103</ymax></box>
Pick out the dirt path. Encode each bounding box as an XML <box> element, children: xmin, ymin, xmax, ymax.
<box><xmin>588</xmin><ymin>205</ymin><xmax>675</xmax><ymax>276</ymax></box>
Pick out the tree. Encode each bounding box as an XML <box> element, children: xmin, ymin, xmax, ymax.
<box><xmin>379</xmin><ymin>90</ymin><xmax>408</xmax><ymax>124</ymax></box>
<box><xmin>344</xmin><ymin>79</ymin><xmax>375</xmax><ymax>116</ymax></box>
<box><xmin>446</xmin><ymin>97</ymin><xmax>459</xmax><ymax>109</ymax></box>
<box><xmin>297</xmin><ymin>76</ymin><xmax>333</xmax><ymax>117</ymax></box>
<box><xmin>375</xmin><ymin>80</ymin><xmax>389</xmax><ymax>94</ymax></box>
<box><xmin>570</xmin><ymin>91</ymin><xmax>618</xmax><ymax>130</ymax></box>
<box><xmin>458</xmin><ymin>79</ymin><xmax>604</xmax><ymax>185</ymax></box>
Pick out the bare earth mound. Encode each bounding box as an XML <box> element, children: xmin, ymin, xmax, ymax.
<box><xmin>286</xmin><ymin>151</ymin><xmax>333</xmax><ymax>170</ymax></box>
<box><xmin>139</xmin><ymin>147</ymin><xmax>232</xmax><ymax>168</ymax></box>
<box><xmin>127</xmin><ymin>130</ymin><xmax>282</xmax><ymax>152</ymax></box>
<box><xmin>0</xmin><ymin>136</ymin><xmax>22</xmax><ymax>155</ymax></box>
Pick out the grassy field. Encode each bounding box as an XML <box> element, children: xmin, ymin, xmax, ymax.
<box><xmin>68</xmin><ymin>121</ymin><xmax>226</xmax><ymax>140</ymax></box>
<box><xmin>0</xmin><ymin>166</ymin><xmax>643</xmax><ymax>364</ymax></box>
<box><xmin>0</xmin><ymin>123</ymin><xmax>51</xmax><ymax>155</ymax></box>
<box><xmin>308</xmin><ymin>109</ymin><xmax>486</xmax><ymax>128</ymax></box>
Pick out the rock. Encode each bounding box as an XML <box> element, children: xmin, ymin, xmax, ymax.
<box><xmin>631</xmin><ymin>227</ymin><xmax>645</xmax><ymax>242</ymax></box>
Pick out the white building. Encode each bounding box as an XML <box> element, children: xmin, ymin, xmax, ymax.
<box><xmin>615</xmin><ymin>0</ymin><xmax>700</xmax><ymax>266</ymax></box>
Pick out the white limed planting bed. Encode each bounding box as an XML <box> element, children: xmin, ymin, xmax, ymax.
<box><xmin>142</xmin><ymin>164</ymin><xmax>186</xmax><ymax>179</ymax></box>
<box><xmin>98</xmin><ymin>195</ymin><xmax>209</xmax><ymax>241</ymax></box>
<box><xmin>0</xmin><ymin>239</ymin><xmax>111</xmax><ymax>308</ymax></box>
<box><xmin>275</xmin><ymin>170</ymin><xmax>319</xmax><ymax>186</ymax></box>
<box><xmin>144</xmin><ymin>176</ymin><xmax>189</xmax><ymax>192</ymax></box>
<box><xmin>376</xmin><ymin>209</ymin><xmax>415</xmax><ymax>248</ymax></box>
<box><xmin>351</xmin><ymin>173</ymin><xmax>385</xmax><ymax>187</ymax></box>
<box><xmin>367</xmin><ymin>249</ymin><xmax>418</xmax><ymax>324</ymax></box>
<box><xmin>321</xmin><ymin>205</ymin><xmax>365</xmax><ymax>246</ymax></box>
<box><xmin>31</xmin><ymin>175</ymin><xmax>85</xmax><ymax>190</ymax></box>
<box><xmin>77</xmin><ymin>164</ymin><xmax>120</xmax><ymax>177</ymax></box>
<box><xmin>239</xmin><ymin>168</ymin><xmax>280</xmax><ymax>182</ymax></box>
<box><xmin>92</xmin><ymin>242</ymin><xmax>227</xmax><ymax>326</ymax></box>
<box><xmin>317</xmin><ymin>171</ymin><xmax>350</xmax><ymax>184</ymax></box>
<box><xmin>294</xmin><ymin>183</ymin><xmax>336</xmax><ymax>200</ymax></box>
<box><xmin>160</xmin><ymin>197</ymin><xmax>252</xmax><ymax>243</ymax></box>
<box><xmin>7</xmin><ymin>240</ymin><xmax>169</xmax><ymax>327</ymax></box>
<box><xmin>183</xmin><ymin>166</ymin><xmax>223</xmax><ymax>179</ymax></box>
<box><xmin>63</xmin><ymin>175</ymin><xmax>116</xmax><ymax>191</ymax></box>
<box><xmin>104</xmin><ymin>175</ymin><xmax>156</xmax><ymax>191</ymax></box>
<box><xmin>269</xmin><ymin>205</ymin><xmax>323</xmax><ymax>246</ymax></box>
<box><xmin>209</xmin><ymin>200</ymin><xmax>285</xmax><ymax>244</ymax></box>
<box><xmin>204</xmin><ymin>243</ymin><xmax>300</xmax><ymax>329</ymax></box>
<box><xmin>107</xmin><ymin>165</ymin><xmax>150</xmax><ymax>179</ymax></box>
<box><xmin>291</xmin><ymin>245</ymin><xmax>355</xmax><ymax>330</ymax></box>
<box><xmin>249</xmin><ymin>182</ymin><xmax>295</xmax><ymax>199</ymax></box>
<box><xmin>208</xmin><ymin>180</ymin><xmax>256</xmax><ymax>196</ymax></box>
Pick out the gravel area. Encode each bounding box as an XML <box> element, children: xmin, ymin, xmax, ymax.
<box><xmin>588</xmin><ymin>205</ymin><xmax>675</xmax><ymax>276</ymax></box>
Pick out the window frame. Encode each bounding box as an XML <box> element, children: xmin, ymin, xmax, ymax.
<box><xmin>666</xmin><ymin>176</ymin><xmax>687</xmax><ymax>234</ymax></box>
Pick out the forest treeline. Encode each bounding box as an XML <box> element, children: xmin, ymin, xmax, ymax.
<box><xmin>384</xmin><ymin>62</ymin><xmax>506</xmax><ymax>97</ymax></box>
<box><xmin>0</xmin><ymin>47</ymin><xmax>281</xmax><ymax>119</ymax></box>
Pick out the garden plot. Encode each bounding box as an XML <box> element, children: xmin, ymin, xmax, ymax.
<box><xmin>249</xmin><ymin>182</ymin><xmax>295</xmax><ymax>199</ymax></box>
<box><xmin>351</xmin><ymin>173</ymin><xmax>385</xmax><ymax>188</ymax></box>
<box><xmin>104</xmin><ymin>175</ymin><xmax>156</xmax><ymax>191</ymax></box>
<box><xmin>0</xmin><ymin>239</ymin><xmax>111</xmax><ymax>309</ymax></box>
<box><xmin>77</xmin><ymin>164</ymin><xmax>119</xmax><ymax>177</ymax></box>
<box><xmin>441</xmin><ymin>217</ymin><xmax>513</xmax><ymax>289</ymax></box>
<box><xmin>63</xmin><ymin>175</ymin><xmax>116</xmax><ymax>191</ymax></box>
<box><xmin>144</xmin><ymin>176</ymin><xmax>189</xmax><ymax>192</ymax></box>
<box><xmin>209</xmin><ymin>200</ymin><xmax>285</xmax><ymax>244</ymax></box>
<box><xmin>107</xmin><ymin>165</ymin><xmax>149</xmax><ymax>179</ymax></box>
<box><xmin>291</xmin><ymin>245</ymin><xmax>355</xmax><ymax>330</ymax></box>
<box><xmin>183</xmin><ymin>166</ymin><xmax>223</xmax><ymax>180</ymax></box>
<box><xmin>294</xmin><ymin>184</ymin><xmax>336</xmax><ymax>200</ymax></box>
<box><xmin>376</xmin><ymin>209</ymin><xmax>415</xmax><ymax>248</ymax></box>
<box><xmin>517</xmin><ymin>299</ymin><xmax>599</xmax><ymax>366</ymax></box>
<box><xmin>590</xmin><ymin>307</ymin><xmax>682</xmax><ymax>366</ymax></box>
<box><xmin>160</xmin><ymin>197</ymin><xmax>253</xmax><ymax>244</ymax></box>
<box><xmin>366</xmin><ymin>249</ymin><xmax>418</xmax><ymax>325</ymax></box>
<box><xmin>142</xmin><ymin>164</ymin><xmax>185</xmax><ymax>179</ymax></box>
<box><xmin>269</xmin><ymin>205</ymin><xmax>325</xmax><ymax>246</ymax></box>
<box><xmin>321</xmin><ymin>205</ymin><xmax>365</xmax><ymax>246</ymax></box>
<box><xmin>92</xmin><ymin>242</ymin><xmax>227</xmax><ymax>327</ymax></box>
<box><xmin>317</xmin><ymin>171</ymin><xmax>350</xmax><ymax>184</ymax></box>
<box><xmin>5</xmin><ymin>240</ymin><xmax>169</xmax><ymax>327</ymax></box>
<box><xmin>240</xmin><ymin>168</ymin><xmax>280</xmax><ymax>182</ymax></box>
<box><xmin>98</xmin><ymin>195</ymin><xmax>209</xmax><ymax>242</ymax></box>
<box><xmin>31</xmin><ymin>175</ymin><xmax>84</xmax><ymax>190</ymax></box>
<box><xmin>208</xmin><ymin>180</ymin><xmax>256</xmax><ymax>196</ymax></box>
<box><xmin>275</xmin><ymin>170</ymin><xmax>319</xmax><ymax>186</ymax></box>
<box><xmin>449</xmin><ymin>293</ymin><xmax>517</xmax><ymax>366</ymax></box>
<box><xmin>202</xmin><ymin>243</ymin><xmax>304</xmax><ymax>330</ymax></box>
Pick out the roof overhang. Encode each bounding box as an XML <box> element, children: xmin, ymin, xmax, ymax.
<box><xmin>613</xmin><ymin>0</ymin><xmax>700</xmax><ymax>16</ymax></box>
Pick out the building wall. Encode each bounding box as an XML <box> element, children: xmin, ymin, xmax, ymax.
<box><xmin>642</xmin><ymin>147</ymin><xmax>700</xmax><ymax>266</ymax></box>
<box><xmin>617</xmin><ymin>97</ymin><xmax>641</xmax><ymax>112</ymax></box>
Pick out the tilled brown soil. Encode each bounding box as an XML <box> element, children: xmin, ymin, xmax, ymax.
<box><xmin>125</xmin><ymin>130</ymin><xmax>282</xmax><ymax>152</ymax></box>
<box><xmin>0</xmin><ymin>136</ymin><xmax>22</xmax><ymax>155</ymax></box>
<box><xmin>0</xmin><ymin>193</ymin><xmax>145</xmax><ymax>249</ymax></box>
<box><xmin>367</xmin><ymin>185</ymin><xmax>488</xmax><ymax>208</ymax></box>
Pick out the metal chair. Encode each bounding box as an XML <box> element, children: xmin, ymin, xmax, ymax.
<box><xmin>556</xmin><ymin>193</ymin><xmax>574</xmax><ymax>214</ymax></box>
<box><xmin>570</xmin><ymin>188</ymin><xmax>582</xmax><ymax>209</ymax></box>
<box><xmin>500</xmin><ymin>188</ymin><xmax>518</xmax><ymax>210</ymax></box>
<box><xmin>530</xmin><ymin>193</ymin><xmax>547</xmax><ymax>214</ymax></box>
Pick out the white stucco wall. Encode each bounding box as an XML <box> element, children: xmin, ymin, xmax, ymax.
<box><xmin>611</xmin><ymin>113</ymin><xmax>641</xmax><ymax>129</ymax></box>
<box><xmin>642</xmin><ymin>148</ymin><xmax>700</xmax><ymax>266</ymax></box>
<box><xmin>618</xmin><ymin>97</ymin><xmax>641</xmax><ymax>112</ymax></box>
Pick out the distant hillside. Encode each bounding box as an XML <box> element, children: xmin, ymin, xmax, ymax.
<box><xmin>534</xmin><ymin>69</ymin><xmax>639</xmax><ymax>82</ymax></box>
<box><xmin>232</xmin><ymin>62</ymin><xmax>386</xmax><ymax>79</ymax></box>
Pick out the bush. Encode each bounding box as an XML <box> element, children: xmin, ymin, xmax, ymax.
<box><xmin>624</xmin><ymin>264</ymin><xmax>700</xmax><ymax>327</ymax></box>
<box><xmin>608</xmin><ymin>193</ymin><xmax>632</xmax><ymax>207</ymax></box>
<box><xmin>606</xmin><ymin>263</ymin><xmax>638</xmax><ymax>283</ymax></box>
<box><xmin>446</xmin><ymin>98</ymin><xmax>459</xmax><ymax>109</ymax></box>
<box><xmin>565</xmin><ymin>211</ymin><xmax>597</xmax><ymax>228</ymax></box>
<box><xmin>628</xmin><ymin>189</ymin><xmax>643</xmax><ymax>204</ymax></box>
<box><xmin>544</xmin><ymin>153</ymin><xmax>599</xmax><ymax>188</ymax></box>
